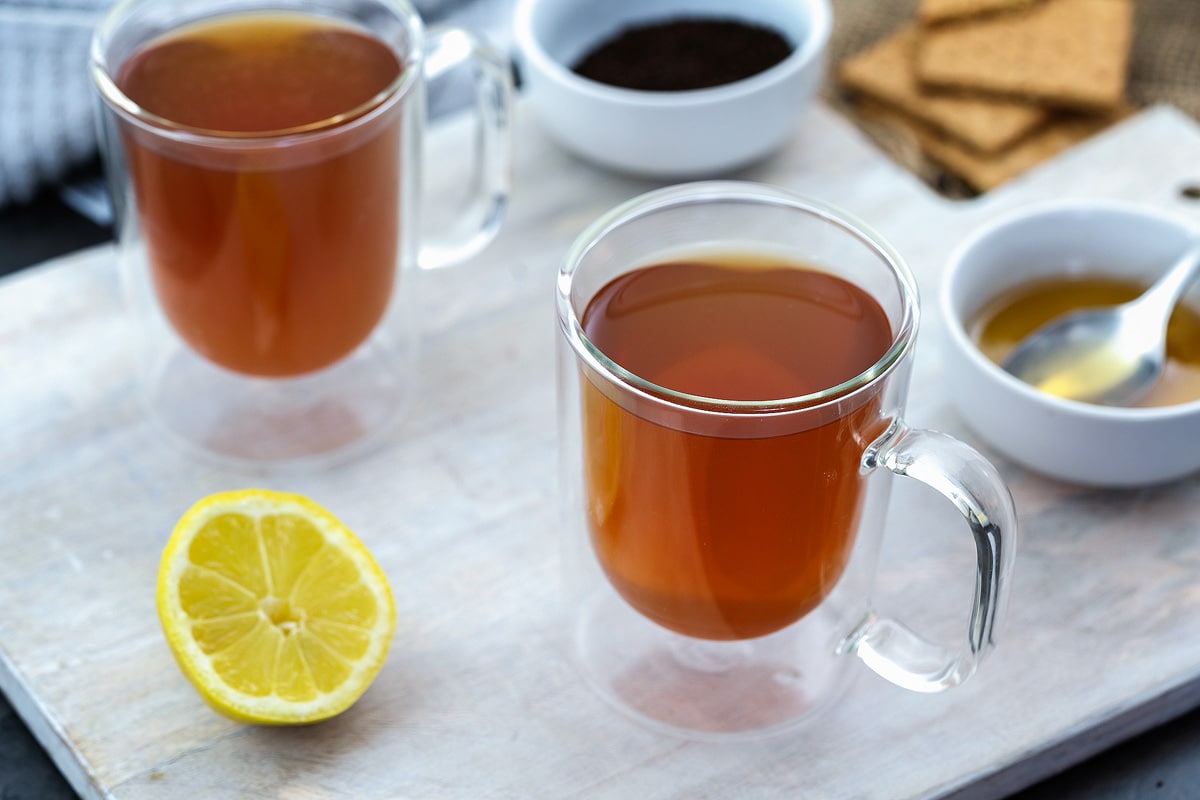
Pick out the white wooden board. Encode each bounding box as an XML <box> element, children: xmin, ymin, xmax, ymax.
<box><xmin>4</xmin><ymin>100</ymin><xmax>1200</xmax><ymax>799</ymax></box>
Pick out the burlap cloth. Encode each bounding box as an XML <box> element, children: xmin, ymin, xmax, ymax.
<box><xmin>823</xmin><ymin>0</ymin><xmax>1200</xmax><ymax>196</ymax></box>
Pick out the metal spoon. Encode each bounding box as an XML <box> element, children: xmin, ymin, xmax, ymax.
<box><xmin>1001</xmin><ymin>240</ymin><xmax>1200</xmax><ymax>405</ymax></box>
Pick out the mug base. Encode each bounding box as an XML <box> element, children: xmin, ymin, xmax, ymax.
<box><xmin>574</xmin><ymin>586</ymin><xmax>855</xmax><ymax>741</ymax></box>
<box><xmin>143</xmin><ymin>331</ymin><xmax>412</xmax><ymax>469</ymax></box>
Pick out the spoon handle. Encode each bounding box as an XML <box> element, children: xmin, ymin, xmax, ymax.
<box><xmin>1129</xmin><ymin>241</ymin><xmax>1200</xmax><ymax>328</ymax></box>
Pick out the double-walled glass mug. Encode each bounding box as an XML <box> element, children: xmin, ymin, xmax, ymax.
<box><xmin>555</xmin><ymin>182</ymin><xmax>1018</xmax><ymax>739</ymax></box>
<box><xmin>91</xmin><ymin>0</ymin><xmax>512</xmax><ymax>466</ymax></box>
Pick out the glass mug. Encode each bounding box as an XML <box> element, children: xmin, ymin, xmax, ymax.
<box><xmin>556</xmin><ymin>182</ymin><xmax>1018</xmax><ymax>738</ymax></box>
<box><xmin>91</xmin><ymin>0</ymin><xmax>511</xmax><ymax>465</ymax></box>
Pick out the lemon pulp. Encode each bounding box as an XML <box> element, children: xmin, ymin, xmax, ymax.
<box><xmin>157</xmin><ymin>489</ymin><xmax>396</xmax><ymax>724</ymax></box>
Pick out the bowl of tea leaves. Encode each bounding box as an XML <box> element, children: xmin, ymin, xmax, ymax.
<box><xmin>513</xmin><ymin>0</ymin><xmax>831</xmax><ymax>178</ymax></box>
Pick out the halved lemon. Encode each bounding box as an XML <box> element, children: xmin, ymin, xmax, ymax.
<box><xmin>157</xmin><ymin>489</ymin><xmax>396</xmax><ymax>724</ymax></box>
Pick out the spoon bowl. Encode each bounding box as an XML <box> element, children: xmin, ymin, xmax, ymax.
<box><xmin>1001</xmin><ymin>241</ymin><xmax>1200</xmax><ymax>405</ymax></box>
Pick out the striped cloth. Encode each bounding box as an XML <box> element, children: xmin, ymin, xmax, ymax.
<box><xmin>0</xmin><ymin>1</ymin><xmax>109</xmax><ymax>207</ymax></box>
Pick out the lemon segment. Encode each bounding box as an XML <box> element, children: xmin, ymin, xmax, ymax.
<box><xmin>157</xmin><ymin>489</ymin><xmax>396</xmax><ymax>724</ymax></box>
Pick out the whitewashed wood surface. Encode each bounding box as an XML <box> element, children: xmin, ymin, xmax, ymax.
<box><xmin>4</xmin><ymin>101</ymin><xmax>1200</xmax><ymax>800</ymax></box>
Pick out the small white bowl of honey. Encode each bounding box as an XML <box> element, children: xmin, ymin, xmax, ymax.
<box><xmin>940</xmin><ymin>200</ymin><xmax>1200</xmax><ymax>487</ymax></box>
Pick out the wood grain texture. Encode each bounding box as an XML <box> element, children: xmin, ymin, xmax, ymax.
<box><xmin>3</xmin><ymin>100</ymin><xmax>1200</xmax><ymax>800</ymax></box>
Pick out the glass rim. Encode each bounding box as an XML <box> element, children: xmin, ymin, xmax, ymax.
<box><xmin>556</xmin><ymin>181</ymin><xmax>920</xmax><ymax>414</ymax></box>
<box><xmin>88</xmin><ymin>0</ymin><xmax>422</xmax><ymax>144</ymax></box>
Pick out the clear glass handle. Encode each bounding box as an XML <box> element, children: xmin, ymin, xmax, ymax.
<box><xmin>841</xmin><ymin>422</ymin><xmax>1018</xmax><ymax>692</ymax></box>
<box><xmin>418</xmin><ymin>26</ymin><xmax>513</xmax><ymax>270</ymax></box>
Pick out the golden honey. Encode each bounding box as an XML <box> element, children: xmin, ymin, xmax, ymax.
<box><xmin>970</xmin><ymin>275</ymin><xmax>1200</xmax><ymax>407</ymax></box>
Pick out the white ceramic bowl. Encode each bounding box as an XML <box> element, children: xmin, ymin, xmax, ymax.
<box><xmin>940</xmin><ymin>200</ymin><xmax>1200</xmax><ymax>487</ymax></box>
<box><xmin>513</xmin><ymin>0</ymin><xmax>831</xmax><ymax>178</ymax></box>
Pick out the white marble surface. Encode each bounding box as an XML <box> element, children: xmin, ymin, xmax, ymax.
<box><xmin>4</xmin><ymin>99</ymin><xmax>1200</xmax><ymax>800</ymax></box>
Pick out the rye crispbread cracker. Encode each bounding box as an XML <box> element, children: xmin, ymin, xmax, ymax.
<box><xmin>918</xmin><ymin>0</ymin><xmax>1035</xmax><ymax>25</ymax></box>
<box><xmin>856</xmin><ymin>98</ymin><xmax>1128</xmax><ymax>191</ymax></box>
<box><xmin>838</xmin><ymin>25</ymin><xmax>1049</xmax><ymax>153</ymax></box>
<box><xmin>914</xmin><ymin>0</ymin><xmax>1134</xmax><ymax>112</ymax></box>
<box><xmin>919</xmin><ymin>113</ymin><xmax>1124</xmax><ymax>189</ymax></box>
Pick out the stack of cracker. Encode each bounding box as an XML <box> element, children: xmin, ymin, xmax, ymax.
<box><xmin>838</xmin><ymin>0</ymin><xmax>1134</xmax><ymax>193</ymax></box>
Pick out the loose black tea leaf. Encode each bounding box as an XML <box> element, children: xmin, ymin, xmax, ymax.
<box><xmin>572</xmin><ymin>17</ymin><xmax>793</xmax><ymax>92</ymax></box>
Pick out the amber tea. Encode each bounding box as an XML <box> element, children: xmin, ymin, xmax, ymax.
<box><xmin>117</xmin><ymin>12</ymin><xmax>405</xmax><ymax>377</ymax></box>
<box><xmin>579</xmin><ymin>256</ymin><xmax>894</xmax><ymax>640</ymax></box>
